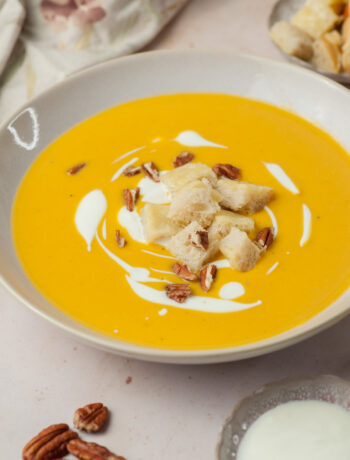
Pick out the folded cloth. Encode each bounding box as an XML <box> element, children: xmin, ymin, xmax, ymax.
<box><xmin>0</xmin><ymin>0</ymin><xmax>188</xmax><ymax>124</ymax></box>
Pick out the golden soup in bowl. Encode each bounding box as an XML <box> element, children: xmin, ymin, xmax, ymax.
<box><xmin>11</xmin><ymin>92</ymin><xmax>350</xmax><ymax>351</ymax></box>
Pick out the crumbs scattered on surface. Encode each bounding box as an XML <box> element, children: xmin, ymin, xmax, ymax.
<box><xmin>114</xmin><ymin>329</ymin><xmax>119</xmax><ymax>333</ymax></box>
<box><xmin>126</xmin><ymin>376</ymin><xmax>132</xmax><ymax>384</ymax></box>
<box><xmin>145</xmin><ymin>317</ymin><xmax>149</xmax><ymax>320</ymax></box>
<box><xmin>158</xmin><ymin>308</ymin><xmax>168</xmax><ymax>316</ymax></box>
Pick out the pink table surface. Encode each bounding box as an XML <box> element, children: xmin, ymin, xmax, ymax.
<box><xmin>2</xmin><ymin>1</ymin><xmax>350</xmax><ymax>458</ymax></box>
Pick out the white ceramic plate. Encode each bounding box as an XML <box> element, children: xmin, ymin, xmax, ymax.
<box><xmin>1</xmin><ymin>50</ymin><xmax>350</xmax><ymax>364</ymax></box>
<box><xmin>269</xmin><ymin>0</ymin><xmax>350</xmax><ymax>86</ymax></box>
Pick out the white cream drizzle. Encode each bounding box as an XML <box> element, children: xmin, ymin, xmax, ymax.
<box><xmin>102</xmin><ymin>219</ymin><xmax>107</xmax><ymax>240</ymax></box>
<box><xmin>126</xmin><ymin>276</ymin><xmax>261</xmax><ymax>313</ymax></box>
<box><xmin>210</xmin><ymin>259</ymin><xmax>230</xmax><ymax>269</ymax></box>
<box><xmin>75</xmin><ymin>190</ymin><xmax>107</xmax><ymax>251</ymax></box>
<box><xmin>264</xmin><ymin>206</ymin><xmax>278</xmax><ymax>236</ymax></box>
<box><xmin>118</xmin><ymin>206</ymin><xmax>146</xmax><ymax>243</ymax></box>
<box><xmin>150</xmin><ymin>267</ymin><xmax>174</xmax><ymax>275</ymax></box>
<box><xmin>266</xmin><ymin>262</ymin><xmax>279</xmax><ymax>275</ymax></box>
<box><xmin>219</xmin><ymin>282</ymin><xmax>245</xmax><ymax>300</ymax></box>
<box><xmin>138</xmin><ymin>176</ymin><xmax>171</xmax><ymax>204</ymax></box>
<box><xmin>112</xmin><ymin>146</ymin><xmax>145</xmax><ymax>164</ymax></box>
<box><xmin>111</xmin><ymin>157</ymin><xmax>139</xmax><ymax>182</ymax></box>
<box><xmin>142</xmin><ymin>249</ymin><xmax>175</xmax><ymax>260</ymax></box>
<box><xmin>154</xmin><ymin>237</ymin><xmax>171</xmax><ymax>247</ymax></box>
<box><xmin>158</xmin><ymin>308</ymin><xmax>168</xmax><ymax>316</ymax></box>
<box><xmin>263</xmin><ymin>162</ymin><xmax>300</xmax><ymax>194</ymax></box>
<box><xmin>174</xmin><ymin>130</ymin><xmax>227</xmax><ymax>149</ymax></box>
<box><xmin>95</xmin><ymin>233</ymin><xmax>168</xmax><ymax>283</ymax></box>
<box><xmin>300</xmin><ymin>204</ymin><xmax>312</xmax><ymax>247</ymax></box>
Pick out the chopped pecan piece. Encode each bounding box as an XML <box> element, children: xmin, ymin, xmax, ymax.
<box><xmin>255</xmin><ymin>227</ymin><xmax>274</xmax><ymax>250</ymax></box>
<box><xmin>22</xmin><ymin>423</ymin><xmax>78</xmax><ymax>460</ymax></box>
<box><xmin>67</xmin><ymin>439</ymin><xmax>126</xmax><ymax>460</ymax></box>
<box><xmin>172</xmin><ymin>262</ymin><xmax>198</xmax><ymax>281</ymax></box>
<box><xmin>123</xmin><ymin>187</ymin><xmax>140</xmax><ymax>212</ymax></box>
<box><xmin>200</xmin><ymin>264</ymin><xmax>217</xmax><ymax>292</ymax></box>
<box><xmin>188</xmin><ymin>230</ymin><xmax>209</xmax><ymax>250</ymax></box>
<box><xmin>73</xmin><ymin>402</ymin><xmax>108</xmax><ymax>433</ymax></box>
<box><xmin>173</xmin><ymin>151</ymin><xmax>195</xmax><ymax>168</ymax></box>
<box><xmin>123</xmin><ymin>166</ymin><xmax>141</xmax><ymax>177</ymax></box>
<box><xmin>142</xmin><ymin>162</ymin><xmax>160</xmax><ymax>182</ymax></box>
<box><xmin>212</xmin><ymin>163</ymin><xmax>241</xmax><ymax>180</ymax></box>
<box><xmin>166</xmin><ymin>284</ymin><xmax>192</xmax><ymax>303</ymax></box>
<box><xmin>67</xmin><ymin>162</ymin><xmax>87</xmax><ymax>175</ymax></box>
<box><xmin>116</xmin><ymin>230</ymin><xmax>127</xmax><ymax>248</ymax></box>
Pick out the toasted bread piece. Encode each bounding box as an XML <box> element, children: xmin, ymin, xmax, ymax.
<box><xmin>169</xmin><ymin>221</ymin><xmax>219</xmax><ymax>272</ymax></box>
<box><xmin>219</xmin><ymin>227</ymin><xmax>260</xmax><ymax>272</ymax></box>
<box><xmin>168</xmin><ymin>180</ymin><xmax>220</xmax><ymax>228</ymax></box>
<box><xmin>342</xmin><ymin>16</ymin><xmax>350</xmax><ymax>48</ymax></box>
<box><xmin>269</xmin><ymin>21</ymin><xmax>314</xmax><ymax>60</ymax></box>
<box><xmin>324</xmin><ymin>29</ymin><xmax>341</xmax><ymax>45</ymax></box>
<box><xmin>311</xmin><ymin>36</ymin><xmax>341</xmax><ymax>72</ymax></box>
<box><xmin>215</xmin><ymin>179</ymin><xmax>274</xmax><ymax>214</ymax></box>
<box><xmin>210</xmin><ymin>210</ymin><xmax>255</xmax><ymax>239</ymax></box>
<box><xmin>160</xmin><ymin>162</ymin><xmax>217</xmax><ymax>194</ymax></box>
<box><xmin>291</xmin><ymin>2</ymin><xmax>339</xmax><ymax>39</ymax></box>
<box><xmin>310</xmin><ymin>0</ymin><xmax>347</xmax><ymax>14</ymax></box>
<box><xmin>342</xmin><ymin>46</ymin><xmax>350</xmax><ymax>72</ymax></box>
<box><xmin>141</xmin><ymin>204</ymin><xmax>180</xmax><ymax>243</ymax></box>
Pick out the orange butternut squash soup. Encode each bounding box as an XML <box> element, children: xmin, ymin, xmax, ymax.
<box><xmin>12</xmin><ymin>94</ymin><xmax>350</xmax><ymax>350</ymax></box>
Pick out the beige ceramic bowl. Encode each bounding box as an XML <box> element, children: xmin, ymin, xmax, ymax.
<box><xmin>1</xmin><ymin>50</ymin><xmax>350</xmax><ymax>364</ymax></box>
<box><xmin>217</xmin><ymin>375</ymin><xmax>350</xmax><ymax>459</ymax></box>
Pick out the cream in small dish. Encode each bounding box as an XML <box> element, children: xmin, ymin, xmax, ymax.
<box><xmin>218</xmin><ymin>375</ymin><xmax>350</xmax><ymax>460</ymax></box>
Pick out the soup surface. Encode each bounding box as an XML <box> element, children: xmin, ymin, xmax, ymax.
<box><xmin>12</xmin><ymin>94</ymin><xmax>350</xmax><ymax>350</ymax></box>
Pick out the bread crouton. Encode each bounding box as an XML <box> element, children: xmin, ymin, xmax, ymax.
<box><xmin>169</xmin><ymin>221</ymin><xmax>219</xmax><ymax>272</ymax></box>
<box><xmin>311</xmin><ymin>36</ymin><xmax>341</xmax><ymax>72</ymax></box>
<box><xmin>168</xmin><ymin>180</ymin><xmax>220</xmax><ymax>228</ymax></box>
<box><xmin>215</xmin><ymin>179</ymin><xmax>274</xmax><ymax>214</ymax></box>
<box><xmin>160</xmin><ymin>162</ymin><xmax>217</xmax><ymax>194</ymax></box>
<box><xmin>141</xmin><ymin>204</ymin><xmax>180</xmax><ymax>243</ymax></box>
<box><xmin>291</xmin><ymin>2</ymin><xmax>339</xmax><ymax>39</ymax></box>
<box><xmin>269</xmin><ymin>21</ymin><xmax>314</xmax><ymax>60</ymax></box>
<box><xmin>219</xmin><ymin>227</ymin><xmax>260</xmax><ymax>272</ymax></box>
<box><xmin>209</xmin><ymin>210</ymin><xmax>255</xmax><ymax>240</ymax></box>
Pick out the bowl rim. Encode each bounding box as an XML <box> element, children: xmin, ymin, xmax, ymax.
<box><xmin>216</xmin><ymin>374</ymin><xmax>350</xmax><ymax>458</ymax></box>
<box><xmin>2</xmin><ymin>49</ymin><xmax>350</xmax><ymax>363</ymax></box>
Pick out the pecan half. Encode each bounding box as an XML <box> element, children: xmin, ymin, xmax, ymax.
<box><xmin>116</xmin><ymin>230</ymin><xmax>127</xmax><ymax>248</ymax></box>
<box><xmin>166</xmin><ymin>284</ymin><xmax>192</xmax><ymax>303</ymax></box>
<box><xmin>123</xmin><ymin>166</ymin><xmax>141</xmax><ymax>177</ymax></box>
<box><xmin>172</xmin><ymin>262</ymin><xmax>198</xmax><ymax>281</ymax></box>
<box><xmin>212</xmin><ymin>163</ymin><xmax>241</xmax><ymax>180</ymax></box>
<box><xmin>188</xmin><ymin>230</ymin><xmax>209</xmax><ymax>250</ymax></box>
<box><xmin>255</xmin><ymin>227</ymin><xmax>274</xmax><ymax>250</ymax></box>
<box><xmin>123</xmin><ymin>187</ymin><xmax>140</xmax><ymax>212</ymax></box>
<box><xmin>173</xmin><ymin>151</ymin><xmax>195</xmax><ymax>168</ymax></box>
<box><xmin>22</xmin><ymin>423</ymin><xmax>78</xmax><ymax>460</ymax></box>
<box><xmin>73</xmin><ymin>403</ymin><xmax>108</xmax><ymax>433</ymax></box>
<box><xmin>200</xmin><ymin>264</ymin><xmax>217</xmax><ymax>292</ymax></box>
<box><xmin>142</xmin><ymin>162</ymin><xmax>160</xmax><ymax>182</ymax></box>
<box><xmin>67</xmin><ymin>439</ymin><xmax>126</xmax><ymax>460</ymax></box>
<box><xmin>67</xmin><ymin>162</ymin><xmax>87</xmax><ymax>175</ymax></box>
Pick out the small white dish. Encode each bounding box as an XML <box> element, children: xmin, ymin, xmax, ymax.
<box><xmin>217</xmin><ymin>374</ymin><xmax>350</xmax><ymax>459</ymax></box>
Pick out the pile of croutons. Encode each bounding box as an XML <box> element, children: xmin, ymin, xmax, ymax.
<box><xmin>270</xmin><ymin>0</ymin><xmax>350</xmax><ymax>74</ymax></box>
<box><xmin>141</xmin><ymin>157</ymin><xmax>275</xmax><ymax>277</ymax></box>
